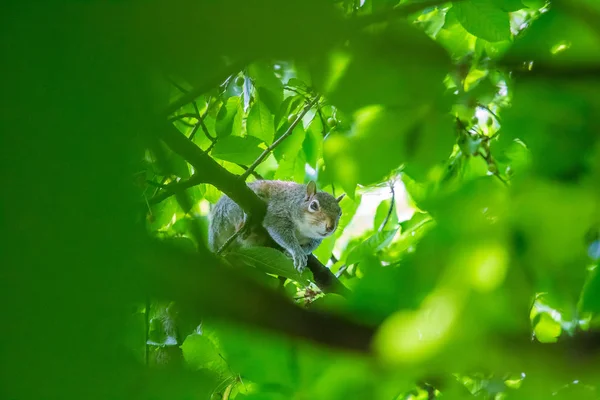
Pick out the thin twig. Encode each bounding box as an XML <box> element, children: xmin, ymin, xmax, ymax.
<box><xmin>166</xmin><ymin>75</ymin><xmax>190</xmax><ymax>95</ymax></box>
<box><xmin>188</xmin><ymin>119</ymin><xmax>203</xmax><ymax>141</ymax></box>
<box><xmin>149</xmin><ymin>174</ymin><xmax>204</xmax><ymax>205</ymax></box>
<box><xmin>163</xmin><ymin>60</ymin><xmax>248</xmax><ymax>117</ymax></box>
<box><xmin>168</xmin><ymin>113</ymin><xmax>200</xmax><ymax>122</ymax></box>
<box><xmin>191</xmin><ymin>97</ymin><xmax>216</xmax><ymax>142</ymax></box>
<box><xmin>476</xmin><ymin>104</ymin><xmax>501</xmax><ymax>123</ymax></box>
<box><xmin>172</xmin><ymin>119</ymin><xmax>197</xmax><ymax>128</ymax></box>
<box><xmin>236</xmin><ymin>164</ymin><xmax>264</xmax><ymax>180</ymax></box>
<box><xmin>378</xmin><ymin>183</ymin><xmax>395</xmax><ymax>232</ymax></box>
<box><xmin>196</xmin><ymin>114</ymin><xmax>216</xmax><ymax>142</ymax></box>
<box><xmin>146</xmin><ymin>180</ymin><xmax>167</xmax><ymax>189</ymax></box>
<box><xmin>284</xmin><ymin>86</ymin><xmax>311</xmax><ymax>100</ymax></box>
<box><xmin>216</xmin><ymin>224</ymin><xmax>248</xmax><ymax>255</ymax></box>
<box><xmin>206</xmin><ymin>140</ymin><xmax>217</xmax><ymax>154</ymax></box>
<box><xmin>315</xmin><ymin>103</ymin><xmax>329</xmax><ymax>137</ymax></box>
<box><xmin>240</xmin><ymin>96</ymin><xmax>320</xmax><ymax>180</ymax></box>
<box><xmin>477</xmin><ymin>151</ymin><xmax>509</xmax><ymax>186</ymax></box>
<box><xmin>335</xmin><ymin>265</ymin><xmax>348</xmax><ymax>278</ymax></box>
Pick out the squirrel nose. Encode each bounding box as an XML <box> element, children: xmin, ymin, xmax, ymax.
<box><xmin>325</xmin><ymin>224</ymin><xmax>334</xmax><ymax>232</ymax></box>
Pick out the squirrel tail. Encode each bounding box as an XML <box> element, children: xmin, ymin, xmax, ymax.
<box><xmin>208</xmin><ymin>195</ymin><xmax>243</xmax><ymax>252</ymax></box>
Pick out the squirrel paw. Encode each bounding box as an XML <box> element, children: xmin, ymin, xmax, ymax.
<box><xmin>292</xmin><ymin>252</ymin><xmax>308</xmax><ymax>272</ymax></box>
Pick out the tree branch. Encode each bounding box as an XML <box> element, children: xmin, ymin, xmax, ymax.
<box><xmin>240</xmin><ymin>96</ymin><xmax>320</xmax><ymax>180</ymax></box>
<box><xmin>145</xmin><ymin>242</ymin><xmax>373</xmax><ymax>352</ymax></box>
<box><xmin>158</xmin><ymin>123</ymin><xmax>349</xmax><ymax>296</ymax></box>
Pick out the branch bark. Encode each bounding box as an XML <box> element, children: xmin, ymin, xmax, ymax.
<box><xmin>158</xmin><ymin>123</ymin><xmax>350</xmax><ymax>296</ymax></box>
<box><xmin>145</xmin><ymin>242</ymin><xmax>374</xmax><ymax>352</ymax></box>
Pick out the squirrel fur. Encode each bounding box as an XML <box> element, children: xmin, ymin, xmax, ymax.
<box><xmin>208</xmin><ymin>180</ymin><xmax>344</xmax><ymax>271</ymax></box>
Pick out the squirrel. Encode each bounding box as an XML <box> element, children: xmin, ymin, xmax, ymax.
<box><xmin>208</xmin><ymin>180</ymin><xmax>344</xmax><ymax>271</ymax></box>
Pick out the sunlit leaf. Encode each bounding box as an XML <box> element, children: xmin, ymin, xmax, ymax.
<box><xmin>216</xmin><ymin>96</ymin><xmax>242</xmax><ymax>137</ymax></box>
<box><xmin>211</xmin><ymin>136</ymin><xmax>264</xmax><ymax>164</ymax></box>
<box><xmin>247</xmin><ymin>100</ymin><xmax>275</xmax><ymax>145</ymax></box>
<box><xmin>453</xmin><ymin>0</ymin><xmax>511</xmax><ymax>42</ymax></box>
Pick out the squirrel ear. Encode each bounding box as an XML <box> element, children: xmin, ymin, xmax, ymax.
<box><xmin>336</xmin><ymin>194</ymin><xmax>345</xmax><ymax>203</ymax></box>
<box><xmin>306</xmin><ymin>181</ymin><xmax>317</xmax><ymax>199</ymax></box>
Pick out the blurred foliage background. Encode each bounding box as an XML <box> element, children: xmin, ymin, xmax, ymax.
<box><xmin>2</xmin><ymin>0</ymin><xmax>600</xmax><ymax>399</ymax></box>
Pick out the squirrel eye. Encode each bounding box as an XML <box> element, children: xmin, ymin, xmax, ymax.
<box><xmin>309</xmin><ymin>201</ymin><xmax>319</xmax><ymax>211</ymax></box>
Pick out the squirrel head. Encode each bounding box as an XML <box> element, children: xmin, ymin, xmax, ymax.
<box><xmin>298</xmin><ymin>181</ymin><xmax>344</xmax><ymax>239</ymax></box>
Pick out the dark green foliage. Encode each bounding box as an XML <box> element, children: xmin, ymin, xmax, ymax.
<box><xmin>3</xmin><ymin>0</ymin><xmax>600</xmax><ymax>399</ymax></box>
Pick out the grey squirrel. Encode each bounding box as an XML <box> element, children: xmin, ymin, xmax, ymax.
<box><xmin>208</xmin><ymin>180</ymin><xmax>344</xmax><ymax>271</ymax></box>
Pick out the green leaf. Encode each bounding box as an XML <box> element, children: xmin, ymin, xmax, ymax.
<box><xmin>322</xmin><ymin>22</ymin><xmax>450</xmax><ymax>114</ymax></box>
<box><xmin>247</xmin><ymin>100</ymin><xmax>275</xmax><ymax>145</ymax></box>
<box><xmin>437</xmin><ymin>8</ymin><xmax>478</xmax><ymax>58</ymax></box>
<box><xmin>336</xmin><ymin>193</ymin><xmax>361</xmax><ymax>236</ymax></box>
<box><xmin>228</xmin><ymin>246</ymin><xmax>310</xmax><ymax>284</ymax></box>
<box><xmin>275</xmin><ymin>94</ymin><xmax>303</xmax><ymax>129</ymax></box>
<box><xmin>453</xmin><ymin>0</ymin><xmax>511</xmax><ymax>42</ymax></box>
<box><xmin>313</xmin><ymin>235</ymin><xmax>336</xmax><ymax>265</ymax></box>
<box><xmin>215</xmin><ymin>325</ymin><xmax>296</xmax><ymax>388</ymax></box>
<box><xmin>181</xmin><ymin>334</ymin><xmax>228</xmax><ymax>374</ymax></box>
<box><xmin>345</xmin><ymin>229</ymin><xmax>398</xmax><ymax>266</ymax></box>
<box><xmin>399</xmin><ymin>212</ymin><xmax>432</xmax><ymax>234</ymax></box>
<box><xmin>215</xmin><ymin>97</ymin><xmax>241</xmax><ymax>137</ymax></box>
<box><xmin>211</xmin><ymin>136</ymin><xmax>264</xmax><ymax>165</ymax></box>
<box><xmin>463</xmin><ymin>155</ymin><xmax>489</xmax><ymax>180</ymax></box>
<box><xmin>148</xmin><ymin>196</ymin><xmax>177</xmax><ymax>231</ymax></box>
<box><xmin>581</xmin><ymin>269</ymin><xmax>600</xmax><ymax>314</ymax></box>
<box><xmin>161</xmin><ymin>236</ymin><xmax>197</xmax><ymax>253</ymax></box>
<box><xmin>273</xmin><ymin>122</ymin><xmax>305</xmax><ymax>162</ymax></box>
<box><xmin>373</xmin><ymin>199</ymin><xmax>398</xmax><ymax>231</ymax></box>
<box><xmin>274</xmin><ymin>149</ymin><xmax>306</xmax><ymax>183</ymax></box>
<box><xmin>326</xmin><ymin>105</ymin><xmax>453</xmax><ymax>186</ymax></box>
<box><xmin>533</xmin><ymin>313</ymin><xmax>561</xmax><ymax>343</ymax></box>
<box><xmin>303</xmin><ymin>116</ymin><xmax>324</xmax><ymax>168</ymax></box>
<box><xmin>506</xmin><ymin>9</ymin><xmax>600</xmax><ymax>66</ymax></box>
<box><xmin>249</xmin><ymin>62</ymin><xmax>283</xmax><ymax>114</ymax></box>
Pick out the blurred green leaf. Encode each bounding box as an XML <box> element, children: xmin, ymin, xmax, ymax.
<box><xmin>322</xmin><ymin>22</ymin><xmax>450</xmax><ymax>114</ymax></box>
<box><xmin>345</xmin><ymin>229</ymin><xmax>398</xmax><ymax>266</ymax></box>
<box><xmin>181</xmin><ymin>333</ymin><xmax>228</xmax><ymax>374</ymax></box>
<box><xmin>215</xmin><ymin>325</ymin><xmax>296</xmax><ymax>389</ymax></box>
<box><xmin>506</xmin><ymin>9</ymin><xmax>600</xmax><ymax>65</ymax></box>
<box><xmin>533</xmin><ymin>313</ymin><xmax>561</xmax><ymax>343</ymax></box>
<box><xmin>580</xmin><ymin>269</ymin><xmax>600</xmax><ymax>314</ymax></box>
